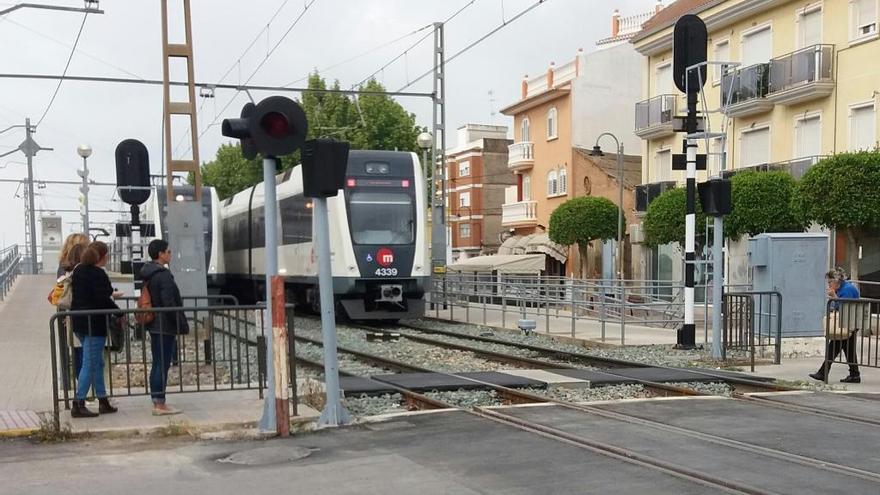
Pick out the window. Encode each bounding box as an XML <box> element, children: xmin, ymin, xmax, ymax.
<box><xmin>521</xmin><ymin>118</ymin><xmax>531</xmax><ymax>142</ymax></box>
<box><xmin>458</xmin><ymin>160</ymin><xmax>470</xmax><ymax>177</ymax></box>
<box><xmin>547</xmin><ymin>170</ymin><xmax>558</xmax><ymax>196</ymax></box>
<box><xmin>798</xmin><ymin>6</ymin><xmax>822</xmax><ymax>48</ymax></box>
<box><xmin>348</xmin><ymin>192</ymin><xmax>414</xmax><ymax>245</ymax></box>
<box><xmin>459</xmin><ymin>191</ymin><xmax>471</xmax><ymax>208</ymax></box>
<box><xmin>558</xmin><ymin>167</ymin><xmax>568</xmax><ymax>194</ymax></box>
<box><xmin>459</xmin><ymin>223</ymin><xmax>471</xmax><ymax>239</ymax></box>
<box><xmin>851</xmin><ymin>0</ymin><xmax>878</xmax><ymax>40</ymax></box>
<box><xmin>740</xmin><ymin>126</ymin><xmax>771</xmax><ymax>166</ymax></box>
<box><xmin>547</xmin><ymin>107</ymin><xmax>558</xmax><ymax>139</ymax></box>
<box><xmin>713</xmin><ymin>40</ymin><xmax>730</xmax><ymax>83</ymax></box>
<box><xmin>522</xmin><ymin>174</ymin><xmax>531</xmax><ymax>201</ymax></box>
<box><xmin>850</xmin><ymin>103</ymin><xmax>877</xmax><ymax>150</ymax></box>
<box><xmin>794</xmin><ymin>115</ymin><xmax>822</xmax><ymax>158</ymax></box>
<box><xmin>656</xmin><ymin>63</ymin><xmax>673</xmax><ymax>94</ymax></box>
<box><xmin>655</xmin><ymin>149</ymin><xmax>672</xmax><ymax>182</ymax></box>
<box><xmin>280</xmin><ymin>194</ymin><xmax>313</xmax><ymax>245</ymax></box>
<box><xmin>741</xmin><ymin>25</ymin><xmax>773</xmax><ymax>67</ymax></box>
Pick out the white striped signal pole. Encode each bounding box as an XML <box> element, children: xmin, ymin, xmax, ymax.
<box><xmin>684</xmin><ymin>98</ymin><xmax>698</xmax><ymax>348</ymax></box>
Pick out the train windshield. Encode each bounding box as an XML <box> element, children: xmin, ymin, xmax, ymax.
<box><xmin>348</xmin><ymin>192</ymin><xmax>414</xmax><ymax>245</ymax></box>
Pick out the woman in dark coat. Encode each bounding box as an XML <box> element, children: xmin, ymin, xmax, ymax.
<box><xmin>70</xmin><ymin>241</ymin><xmax>122</xmax><ymax>418</ymax></box>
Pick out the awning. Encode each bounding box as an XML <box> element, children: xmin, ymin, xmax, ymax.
<box><xmin>524</xmin><ymin>233</ymin><xmax>568</xmax><ymax>263</ymax></box>
<box><xmin>447</xmin><ymin>254</ymin><xmax>545</xmax><ymax>274</ymax></box>
<box><xmin>497</xmin><ymin>235</ymin><xmax>520</xmax><ymax>255</ymax></box>
<box><xmin>512</xmin><ymin>234</ymin><xmax>536</xmax><ymax>254</ymax></box>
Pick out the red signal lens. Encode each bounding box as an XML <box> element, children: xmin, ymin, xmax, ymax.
<box><xmin>260</xmin><ymin>112</ymin><xmax>290</xmax><ymax>138</ymax></box>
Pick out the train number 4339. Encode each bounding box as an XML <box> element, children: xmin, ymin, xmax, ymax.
<box><xmin>375</xmin><ymin>268</ymin><xmax>398</xmax><ymax>276</ymax></box>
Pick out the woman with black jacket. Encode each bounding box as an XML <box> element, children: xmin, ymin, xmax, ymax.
<box><xmin>70</xmin><ymin>241</ymin><xmax>123</xmax><ymax>418</ymax></box>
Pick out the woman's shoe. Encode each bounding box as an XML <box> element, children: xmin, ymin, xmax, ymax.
<box><xmin>71</xmin><ymin>400</ymin><xmax>98</xmax><ymax>418</ymax></box>
<box><xmin>840</xmin><ymin>375</ymin><xmax>861</xmax><ymax>383</ymax></box>
<box><xmin>808</xmin><ymin>372</ymin><xmax>825</xmax><ymax>382</ymax></box>
<box><xmin>98</xmin><ymin>398</ymin><xmax>118</xmax><ymax>414</ymax></box>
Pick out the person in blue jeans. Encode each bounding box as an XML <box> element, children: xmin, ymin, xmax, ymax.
<box><xmin>140</xmin><ymin>239</ymin><xmax>189</xmax><ymax>416</ymax></box>
<box><xmin>70</xmin><ymin>241</ymin><xmax>123</xmax><ymax>418</ymax></box>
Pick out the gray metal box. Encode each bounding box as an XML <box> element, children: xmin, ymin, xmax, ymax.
<box><xmin>166</xmin><ymin>202</ymin><xmax>208</xmax><ymax>303</ymax></box>
<box><xmin>748</xmin><ymin>233</ymin><xmax>828</xmax><ymax>337</ymax></box>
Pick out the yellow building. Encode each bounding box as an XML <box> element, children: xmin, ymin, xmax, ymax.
<box><xmin>631</xmin><ymin>0</ymin><xmax>880</xmax><ymax>285</ymax></box>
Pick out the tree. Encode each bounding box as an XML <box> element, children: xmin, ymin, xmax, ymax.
<box><xmin>725</xmin><ymin>170</ymin><xmax>804</xmax><ymax>239</ymax></box>
<box><xmin>548</xmin><ymin>196</ymin><xmax>619</xmax><ymax>278</ymax></box>
<box><xmin>643</xmin><ymin>187</ymin><xmax>706</xmax><ymax>248</ymax></box>
<box><xmin>197</xmin><ymin>74</ymin><xmax>422</xmax><ymax>199</ymax></box>
<box><xmin>794</xmin><ymin>151</ymin><xmax>880</xmax><ymax>280</ymax></box>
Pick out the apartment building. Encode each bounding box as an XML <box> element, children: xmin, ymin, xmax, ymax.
<box><xmin>631</xmin><ymin>0</ymin><xmax>880</xmax><ymax>285</ymax></box>
<box><xmin>498</xmin><ymin>7</ymin><xmax>652</xmax><ymax>277</ymax></box>
<box><xmin>445</xmin><ymin>124</ymin><xmax>514</xmax><ymax>262</ymax></box>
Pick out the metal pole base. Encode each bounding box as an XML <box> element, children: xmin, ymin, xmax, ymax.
<box><xmin>318</xmin><ymin>401</ymin><xmax>351</xmax><ymax>428</ymax></box>
<box><xmin>674</xmin><ymin>324</ymin><xmax>699</xmax><ymax>350</ymax></box>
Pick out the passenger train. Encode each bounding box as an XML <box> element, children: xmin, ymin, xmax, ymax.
<box><xmin>218</xmin><ymin>150</ymin><xmax>429</xmax><ymax>320</ymax></box>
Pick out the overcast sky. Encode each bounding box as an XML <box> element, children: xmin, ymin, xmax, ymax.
<box><xmin>0</xmin><ymin>0</ymin><xmax>658</xmax><ymax>248</ymax></box>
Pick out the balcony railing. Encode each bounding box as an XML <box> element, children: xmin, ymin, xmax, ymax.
<box><xmin>508</xmin><ymin>142</ymin><xmax>535</xmax><ymax>170</ymax></box>
<box><xmin>721</xmin><ymin>155</ymin><xmax>828</xmax><ymax>180</ymax></box>
<box><xmin>635</xmin><ymin>94</ymin><xmax>677</xmax><ymax>131</ymax></box>
<box><xmin>721</xmin><ymin>63</ymin><xmax>770</xmax><ymax>106</ymax></box>
<box><xmin>502</xmin><ymin>200</ymin><xmax>538</xmax><ymax>225</ymax></box>
<box><xmin>635</xmin><ymin>181</ymin><xmax>677</xmax><ymax>213</ymax></box>
<box><xmin>767</xmin><ymin>44</ymin><xmax>834</xmax><ymax>103</ymax></box>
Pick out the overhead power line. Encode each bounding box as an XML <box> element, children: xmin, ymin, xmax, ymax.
<box><xmin>36</xmin><ymin>11</ymin><xmax>89</xmax><ymax>128</ymax></box>
<box><xmin>351</xmin><ymin>0</ymin><xmax>479</xmax><ymax>90</ymax></box>
<box><xmin>214</xmin><ymin>0</ymin><xmax>292</xmax><ymax>85</ymax></box>
<box><xmin>398</xmin><ymin>0</ymin><xmax>549</xmax><ymax>92</ymax></box>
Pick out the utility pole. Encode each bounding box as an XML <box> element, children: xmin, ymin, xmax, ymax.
<box><xmin>25</xmin><ymin>119</ymin><xmax>37</xmax><ymax>274</ymax></box>
<box><xmin>430</xmin><ymin>22</ymin><xmax>448</xmax><ymax>273</ymax></box>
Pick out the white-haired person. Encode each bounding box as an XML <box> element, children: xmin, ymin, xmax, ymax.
<box><xmin>810</xmin><ymin>268</ymin><xmax>862</xmax><ymax>384</ymax></box>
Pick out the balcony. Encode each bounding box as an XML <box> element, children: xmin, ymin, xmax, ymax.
<box><xmin>720</xmin><ymin>63</ymin><xmax>773</xmax><ymax>118</ymax></box>
<box><xmin>767</xmin><ymin>44</ymin><xmax>834</xmax><ymax>106</ymax></box>
<box><xmin>507</xmin><ymin>142</ymin><xmax>535</xmax><ymax>171</ymax></box>
<box><xmin>502</xmin><ymin>200</ymin><xmax>538</xmax><ymax>226</ymax></box>
<box><xmin>634</xmin><ymin>94</ymin><xmax>677</xmax><ymax>139</ymax></box>
<box><xmin>721</xmin><ymin>155</ymin><xmax>827</xmax><ymax>180</ymax></box>
<box><xmin>635</xmin><ymin>181</ymin><xmax>677</xmax><ymax>213</ymax></box>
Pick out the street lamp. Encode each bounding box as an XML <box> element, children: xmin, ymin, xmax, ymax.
<box><xmin>589</xmin><ymin>133</ymin><xmax>625</xmax><ymax>282</ymax></box>
<box><xmin>77</xmin><ymin>144</ymin><xmax>92</xmax><ymax>233</ymax></box>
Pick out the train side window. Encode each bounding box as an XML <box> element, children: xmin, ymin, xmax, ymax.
<box><xmin>280</xmin><ymin>194</ymin><xmax>313</xmax><ymax>245</ymax></box>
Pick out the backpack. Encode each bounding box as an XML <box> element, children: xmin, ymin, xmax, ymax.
<box><xmin>48</xmin><ymin>269</ymin><xmax>75</xmax><ymax>310</ymax></box>
<box><xmin>135</xmin><ymin>279</ymin><xmax>155</xmax><ymax>325</ymax></box>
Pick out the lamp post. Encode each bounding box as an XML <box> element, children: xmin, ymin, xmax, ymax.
<box><xmin>77</xmin><ymin>144</ymin><xmax>92</xmax><ymax>233</ymax></box>
<box><xmin>589</xmin><ymin>133</ymin><xmax>625</xmax><ymax>282</ymax></box>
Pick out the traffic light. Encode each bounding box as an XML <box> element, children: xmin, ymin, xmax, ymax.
<box><xmin>222</xmin><ymin>96</ymin><xmax>308</xmax><ymax>159</ymax></box>
<box><xmin>115</xmin><ymin>139</ymin><xmax>151</xmax><ymax>206</ymax></box>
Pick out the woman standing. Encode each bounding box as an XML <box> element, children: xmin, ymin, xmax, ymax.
<box><xmin>57</xmin><ymin>233</ymin><xmax>89</xmax><ymax>277</ymax></box>
<box><xmin>70</xmin><ymin>241</ymin><xmax>122</xmax><ymax>418</ymax></box>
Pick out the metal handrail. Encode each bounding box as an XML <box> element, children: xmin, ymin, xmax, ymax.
<box><xmin>768</xmin><ymin>43</ymin><xmax>834</xmax><ymax>95</ymax></box>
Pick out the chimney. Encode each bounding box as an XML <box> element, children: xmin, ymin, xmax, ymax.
<box><xmin>547</xmin><ymin>62</ymin><xmax>555</xmax><ymax>89</ymax></box>
<box><xmin>655</xmin><ymin>0</ymin><xmax>663</xmax><ymax>14</ymax></box>
<box><xmin>611</xmin><ymin>9</ymin><xmax>620</xmax><ymax>37</ymax></box>
<box><xmin>575</xmin><ymin>47</ymin><xmax>584</xmax><ymax>76</ymax></box>
<box><xmin>521</xmin><ymin>74</ymin><xmax>529</xmax><ymax>99</ymax></box>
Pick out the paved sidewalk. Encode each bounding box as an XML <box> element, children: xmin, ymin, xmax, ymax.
<box><xmin>0</xmin><ymin>275</ymin><xmax>55</xmax><ymax>434</ymax></box>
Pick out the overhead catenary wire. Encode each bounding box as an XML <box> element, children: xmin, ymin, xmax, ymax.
<box><xmin>195</xmin><ymin>0</ymin><xmax>321</xmax><ymax>145</ymax></box>
<box><xmin>398</xmin><ymin>0</ymin><xmax>549</xmax><ymax>92</ymax></box>
<box><xmin>214</xmin><ymin>0</ymin><xmax>292</xmax><ymax>86</ymax></box>
<box><xmin>36</xmin><ymin>12</ymin><xmax>90</xmax><ymax>128</ymax></box>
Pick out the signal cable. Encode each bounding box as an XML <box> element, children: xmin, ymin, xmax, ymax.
<box><xmin>36</xmin><ymin>12</ymin><xmax>89</xmax><ymax>128</ymax></box>
<box><xmin>398</xmin><ymin>0</ymin><xmax>549</xmax><ymax>92</ymax></box>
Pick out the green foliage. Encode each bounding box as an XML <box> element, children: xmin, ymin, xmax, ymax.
<box><xmin>548</xmin><ymin>196</ymin><xmax>619</xmax><ymax>247</ymax></box>
<box><xmin>197</xmin><ymin>75</ymin><xmax>422</xmax><ymax>199</ymax></box>
<box><xmin>794</xmin><ymin>151</ymin><xmax>880</xmax><ymax>232</ymax></box>
<box><xmin>643</xmin><ymin>187</ymin><xmax>706</xmax><ymax>248</ymax></box>
<box><xmin>725</xmin><ymin>170</ymin><xmax>804</xmax><ymax>238</ymax></box>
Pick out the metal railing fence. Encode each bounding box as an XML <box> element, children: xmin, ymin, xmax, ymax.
<box><xmin>822</xmin><ymin>297</ymin><xmax>880</xmax><ymax>382</ymax></box>
<box><xmin>0</xmin><ymin>245</ymin><xmax>21</xmax><ymax>301</ymax></box>
<box><xmin>721</xmin><ymin>291</ymin><xmax>782</xmax><ymax>371</ymax></box>
<box><xmin>429</xmin><ymin>273</ymin><xmax>750</xmax><ymax>345</ymax></box>
<box><xmin>50</xmin><ymin>297</ymin><xmax>298</xmax><ymax>429</ymax></box>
